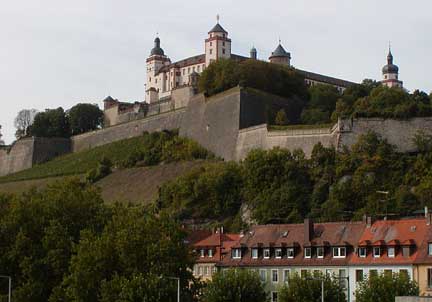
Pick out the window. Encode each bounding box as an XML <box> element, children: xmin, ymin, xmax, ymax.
<box><xmin>358</xmin><ymin>247</ymin><xmax>367</xmax><ymax>258</ymax></box>
<box><xmin>149</xmin><ymin>77</ymin><xmax>151</xmax><ymax>82</ymax></box>
<box><xmin>317</xmin><ymin>247</ymin><xmax>324</xmax><ymax>258</ymax></box>
<box><xmin>400</xmin><ymin>269</ymin><xmax>409</xmax><ymax>279</ymax></box>
<box><xmin>301</xmin><ymin>270</ymin><xmax>307</xmax><ymax>278</ymax></box>
<box><xmin>369</xmin><ymin>270</ymin><xmax>378</xmax><ymax>278</ymax></box>
<box><xmin>333</xmin><ymin>247</ymin><xmax>346</xmax><ymax>258</ymax></box>
<box><xmin>208</xmin><ymin>249</ymin><xmax>213</xmax><ymax>258</ymax></box>
<box><xmin>232</xmin><ymin>249</ymin><xmax>241</xmax><ymax>259</ymax></box>
<box><xmin>251</xmin><ymin>248</ymin><xmax>258</xmax><ymax>259</ymax></box>
<box><xmin>287</xmin><ymin>248</ymin><xmax>294</xmax><ymax>258</ymax></box>
<box><xmin>210</xmin><ymin>42</ymin><xmax>212</xmax><ymax>46</ymax></box>
<box><xmin>223</xmin><ymin>41</ymin><xmax>225</xmax><ymax>46</ymax></box>
<box><xmin>222</xmin><ymin>48</ymin><xmax>226</xmax><ymax>54</ymax></box>
<box><xmin>183</xmin><ymin>69</ymin><xmax>185</xmax><ymax>75</ymax></box>
<box><xmin>200</xmin><ymin>249</ymin><xmax>205</xmax><ymax>257</ymax></box>
<box><xmin>271</xmin><ymin>291</ymin><xmax>278</xmax><ymax>302</ymax></box>
<box><xmin>356</xmin><ymin>270</ymin><xmax>363</xmax><ymax>282</ymax></box>
<box><xmin>209</xmin><ymin>49</ymin><xmax>213</xmax><ymax>55</ymax></box>
<box><xmin>428</xmin><ymin>269</ymin><xmax>432</xmax><ymax>288</ymax></box>
<box><xmin>283</xmin><ymin>269</ymin><xmax>290</xmax><ymax>282</ymax></box>
<box><xmin>264</xmin><ymin>248</ymin><xmax>270</xmax><ymax>259</ymax></box>
<box><xmin>402</xmin><ymin>246</ymin><xmax>410</xmax><ymax>257</ymax></box>
<box><xmin>272</xmin><ymin>270</ymin><xmax>278</xmax><ymax>283</ymax></box>
<box><xmin>193</xmin><ymin>66</ymin><xmax>195</xmax><ymax>72</ymax></box>
<box><xmin>275</xmin><ymin>248</ymin><xmax>282</xmax><ymax>259</ymax></box>
<box><xmin>197</xmin><ymin>65</ymin><xmax>200</xmax><ymax>72</ymax></box>
<box><xmin>188</xmin><ymin>67</ymin><xmax>191</xmax><ymax>73</ymax></box>
<box><xmin>304</xmin><ymin>247</ymin><xmax>311</xmax><ymax>258</ymax></box>
<box><xmin>260</xmin><ymin>269</ymin><xmax>266</xmax><ymax>282</ymax></box>
<box><xmin>373</xmin><ymin>247</ymin><xmax>381</xmax><ymax>258</ymax></box>
<box><xmin>388</xmin><ymin>247</ymin><xmax>395</xmax><ymax>258</ymax></box>
<box><xmin>339</xmin><ymin>269</ymin><xmax>347</xmax><ymax>289</ymax></box>
<box><xmin>428</xmin><ymin>243</ymin><xmax>432</xmax><ymax>256</ymax></box>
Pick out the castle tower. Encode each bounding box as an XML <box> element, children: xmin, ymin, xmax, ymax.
<box><xmin>269</xmin><ymin>42</ymin><xmax>291</xmax><ymax>66</ymax></box>
<box><xmin>382</xmin><ymin>47</ymin><xmax>403</xmax><ymax>88</ymax></box>
<box><xmin>205</xmin><ymin>16</ymin><xmax>232</xmax><ymax>66</ymax></box>
<box><xmin>146</xmin><ymin>36</ymin><xmax>171</xmax><ymax>103</ymax></box>
<box><xmin>250</xmin><ymin>46</ymin><xmax>257</xmax><ymax>60</ymax></box>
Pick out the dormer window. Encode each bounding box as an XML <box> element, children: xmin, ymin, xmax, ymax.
<box><xmin>200</xmin><ymin>249</ymin><xmax>205</xmax><ymax>258</ymax></box>
<box><xmin>333</xmin><ymin>247</ymin><xmax>346</xmax><ymax>258</ymax></box>
<box><xmin>373</xmin><ymin>247</ymin><xmax>381</xmax><ymax>258</ymax></box>
<box><xmin>264</xmin><ymin>248</ymin><xmax>270</xmax><ymax>259</ymax></box>
<box><xmin>287</xmin><ymin>248</ymin><xmax>294</xmax><ymax>258</ymax></box>
<box><xmin>232</xmin><ymin>248</ymin><xmax>241</xmax><ymax>259</ymax></box>
<box><xmin>304</xmin><ymin>247</ymin><xmax>312</xmax><ymax>258</ymax></box>
<box><xmin>428</xmin><ymin>243</ymin><xmax>432</xmax><ymax>256</ymax></box>
<box><xmin>252</xmin><ymin>248</ymin><xmax>258</xmax><ymax>259</ymax></box>
<box><xmin>208</xmin><ymin>249</ymin><xmax>213</xmax><ymax>258</ymax></box>
<box><xmin>275</xmin><ymin>248</ymin><xmax>282</xmax><ymax>259</ymax></box>
<box><xmin>358</xmin><ymin>247</ymin><xmax>367</xmax><ymax>258</ymax></box>
<box><xmin>388</xmin><ymin>247</ymin><xmax>395</xmax><ymax>258</ymax></box>
<box><xmin>317</xmin><ymin>247</ymin><xmax>324</xmax><ymax>258</ymax></box>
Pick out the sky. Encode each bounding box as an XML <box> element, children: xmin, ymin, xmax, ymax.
<box><xmin>1</xmin><ymin>0</ymin><xmax>431</xmax><ymax>144</ymax></box>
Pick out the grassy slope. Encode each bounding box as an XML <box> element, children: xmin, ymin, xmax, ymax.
<box><xmin>0</xmin><ymin>136</ymin><xmax>166</xmax><ymax>183</ymax></box>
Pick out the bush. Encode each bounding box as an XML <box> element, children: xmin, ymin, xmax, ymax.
<box><xmin>86</xmin><ymin>157</ymin><xmax>112</xmax><ymax>183</ymax></box>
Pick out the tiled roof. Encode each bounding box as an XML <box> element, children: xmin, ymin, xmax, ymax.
<box><xmin>157</xmin><ymin>54</ymin><xmax>205</xmax><ymax>74</ymax></box>
<box><xmin>351</xmin><ymin>218</ymin><xmax>428</xmax><ymax>265</ymax></box>
<box><xmin>297</xmin><ymin>69</ymin><xmax>356</xmax><ymax>88</ymax></box>
<box><xmin>209</xmin><ymin>23</ymin><xmax>227</xmax><ymax>34</ymax></box>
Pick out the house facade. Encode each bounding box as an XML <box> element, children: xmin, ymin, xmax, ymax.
<box><xmin>210</xmin><ymin>215</ymin><xmax>432</xmax><ymax>302</ymax></box>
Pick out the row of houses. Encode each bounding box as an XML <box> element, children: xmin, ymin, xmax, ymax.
<box><xmin>188</xmin><ymin>214</ymin><xmax>432</xmax><ymax>302</ymax></box>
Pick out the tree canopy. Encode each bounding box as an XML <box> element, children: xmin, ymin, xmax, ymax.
<box><xmin>29</xmin><ymin>107</ymin><xmax>70</xmax><ymax>138</ymax></box>
<box><xmin>14</xmin><ymin>109</ymin><xmax>38</xmax><ymax>139</ymax></box>
<box><xmin>201</xmin><ymin>269</ymin><xmax>268</xmax><ymax>302</ymax></box>
<box><xmin>68</xmin><ymin>103</ymin><xmax>104</xmax><ymax>135</ymax></box>
<box><xmin>355</xmin><ymin>272</ymin><xmax>419</xmax><ymax>302</ymax></box>
<box><xmin>279</xmin><ymin>272</ymin><xmax>346</xmax><ymax>302</ymax></box>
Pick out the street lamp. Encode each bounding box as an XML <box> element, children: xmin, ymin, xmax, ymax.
<box><xmin>164</xmin><ymin>276</ymin><xmax>180</xmax><ymax>302</ymax></box>
<box><xmin>0</xmin><ymin>275</ymin><xmax>11</xmax><ymax>302</ymax></box>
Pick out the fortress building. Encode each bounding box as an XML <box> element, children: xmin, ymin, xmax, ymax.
<box><xmin>382</xmin><ymin>47</ymin><xmax>403</xmax><ymax>88</ymax></box>
<box><xmin>144</xmin><ymin>19</ymin><xmax>355</xmax><ymax>104</ymax></box>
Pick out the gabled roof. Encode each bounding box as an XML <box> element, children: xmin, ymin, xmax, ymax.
<box><xmin>270</xmin><ymin>44</ymin><xmax>290</xmax><ymax>58</ymax></box>
<box><xmin>209</xmin><ymin>23</ymin><xmax>227</xmax><ymax>34</ymax></box>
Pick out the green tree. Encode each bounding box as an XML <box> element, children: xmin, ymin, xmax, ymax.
<box><xmin>68</xmin><ymin>103</ymin><xmax>104</xmax><ymax>135</ymax></box>
<box><xmin>279</xmin><ymin>272</ymin><xmax>346</xmax><ymax>302</ymax></box>
<box><xmin>275</xmin><ymin>109</ymin><xmax>289</xmax><ymax>125</ymax></box>
<box><xmin>29</xmin><ymin>107</ymin><xmax>70</xmax><ymax>138</ymax></box>
<box><xmin>198</xmin><ymin>59</ymin><xmax>240</xmax><ymax>96</ymax></box>
<box><xmin>201</xmin><ymin>269</ymin><xmax>268</xmax><ymax>302</ymax></box>
<box><xmin>52</xmin><ymin>207</ymin><xmax>196</xmax><ymax>302</ymax></box>
<box><xmin>355</xmin><ymin>272</ymin><xmax>419</xmax><ymax>302</ymax></box>
<box><xmin>0</xmin><ymin>179</ymin><xmax>108</xmax><ymax>302</ymax></box>
<box><xmin>301</xmin><ymin>84</ymin><xmax>340</xmax><ymax>124</ymax></box>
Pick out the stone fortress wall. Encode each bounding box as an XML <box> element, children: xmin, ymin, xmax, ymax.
<box><xmin>1</xmin><ymin>87</ymin><xmax>432</xmax><ymax>177</ymax></box>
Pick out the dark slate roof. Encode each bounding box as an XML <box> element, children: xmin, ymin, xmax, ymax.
<box><xmin>297</xmin><ymin>69</ymin><xmax>356</xmax><ymax>88</ymax></box>
<box><xmin>103</xmin><ymin>96</ymin><xmax>115</xmax><ymax>103</ymax></box>
<box><xmin>157</xmin><ymin>54</ymin><xmax>206</xmax><ymax>74</ymax></box>
<box><xmin>382</xmin><ymin>50</ymin><xmax>399</xmax><ymax>74</ymax></box>
<box><xmin>270</xmin><ymin>44</ymin><xmax>291</xmax><ymax>58</ymax></box>
<box><xmin>209</xmin><ymin>23</ymin><xmax>227</xmax><ymax>34</ymax></box>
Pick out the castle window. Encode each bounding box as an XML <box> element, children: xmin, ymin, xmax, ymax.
<box><xmin>223</xmin><ymin>34</ymin><xmax>226</xmax><ymax>38</ymax></box>
<box><xmin>197</xmin><ymin>66</ymin><xmax>200</xmax><ymax>72</ymax></box>
<box><xmin>183</xmin><ymin>69</ymin><xmax>185</xmax><ymax>75</ymax></box>
<box><xmin>222</xmin><ymin>48</ymin><xmax>226</xmax><ymax>54</ymax></box>
<box><xmin>210</xmin><ymin>49</ymin><xmax>213</xmax><ymax>55</ymax></box>
<box><xmin>149</xmin><ymin>77</ymin><xmax>151</xmax><ymax>82</ymax></box>
<box><xmin>223</xmin><ymin>41</ymin><xmax>225</xmax><ymax>46</ymax></box>
<box><xmin>155</xmin><ymin>79</ymin><xmax>157</xmax><ymax>84</ymax></box>
<box><xmin>188</xmin><ymin>67</ymin><xmax>191</xmax><ymax>73</ymax></box>
<box><xmin>210</xmin><ymin>42</ymin><xmax>212</xmax><ymax>46</ymax></box>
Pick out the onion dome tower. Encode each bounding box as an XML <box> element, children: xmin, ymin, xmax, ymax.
<box><xmin>382</xmin><ymin>46</ymin><xmax>403</xmax><ymax>88</ymax></box>
<box><xmin>269</xmin><ymin>42</ymin><xmax>291</xmax><ymax>66</ymax></box>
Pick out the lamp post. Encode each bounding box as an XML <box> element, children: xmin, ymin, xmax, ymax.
<box><xmin>0</xmin><ymin>275</ymin><xmax>11</xmax><ymax>302</ymax></box>
<box><xmin>165</xmin><ymin>276</ymin><xmax>180</xmax><ymax>302</ymax></box>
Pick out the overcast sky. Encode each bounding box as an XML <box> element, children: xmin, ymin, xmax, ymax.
<box><xmin>1</xmin><ymin>0</ymin><xmax>431</xmax><ymax>143</ymax></box>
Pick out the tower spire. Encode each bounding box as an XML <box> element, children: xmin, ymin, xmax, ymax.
<box><xmin>216</xmin><ymin>14</ymin><xmax>220</xmax><ymax>24</ymax></box>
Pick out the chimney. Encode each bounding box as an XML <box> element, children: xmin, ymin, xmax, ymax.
<box><xmin>304</xmin><ymin>219</ymin><xmax>314</xmax><ymax>243</ymax></box>
<box><xmin>427</xmin><ymin>213</ymin><xmax>432</xmax><ymax>226</ymax></box>
<box><xmin>367</xmin><ymin>216</ymin><xmax>372</xmax><ymax>228</ymax></box>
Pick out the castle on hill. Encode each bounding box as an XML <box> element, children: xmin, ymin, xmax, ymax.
<box><xmin>103</xmin><ymin>19</ymin><xmax>404</xmax><ymax>127</ymax></box>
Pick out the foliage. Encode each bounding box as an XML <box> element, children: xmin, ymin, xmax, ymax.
<box><xmin>14</xmin><ymin>109</ymin><xmax>38</xmax><ymax>139</ymax></box>
<box><xmin>301</xmin><ymin>84</ymin><xmax>340</xmax><ymax>124</ymax></box>
<box><xmin>85</xmin><ymin>157</ymin><xmax>113</xmax><ymax>183</ymax></box>
<box><xmin>355</xmin><ymin>272</ymin><xmax>419</xmax><ymax>302</ymax></box>
<box><xmin>0</xmin><ymin>131</ymin><xmax>213</xmax><ymax>183</ymax></box>
<box><xmin>29</xmin><ymin>108</ymin><xmax>70</xmax><ymax>138</ymax></box>
<box><xmin>52</xmin><ymin>207</ymin><xmax>196</xmax><ymax>302</ymax></box>
<box><xmin>158</xmin><ymin>131</ymin><xmax>432</xmax><ymax>226</ymax></box>
<box><xmin>201</xmin><ymin>269</ymin><xmax>268</xmax><ymax>302</ymax></box>
<box><xmin>279</xmin><ymin>272</ymin><xmax>346</xmax><ymax>302</ymax></box>
<box><xmin>275</xmin><ymin>109</ymin><xmax>289</xmax><ymax>125</ymax></box>
<box><xmin>0</xmin><ymin>125</ymin><xmax>4</xmax><ymax>145</ymax></box>
<box><xmin>67</xmin><ymin>103</ymin><xmax>104</xmax><ymax>135</ymax></box>
<box><xmin>0</xmin><ymin>179</ymin><xmax>109</xmax><ymax>302</ymax></box>
<box><xmin>199</xmin><ymin>59</ymin><xmax>307</xmax><ymax>100</ymax></box>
